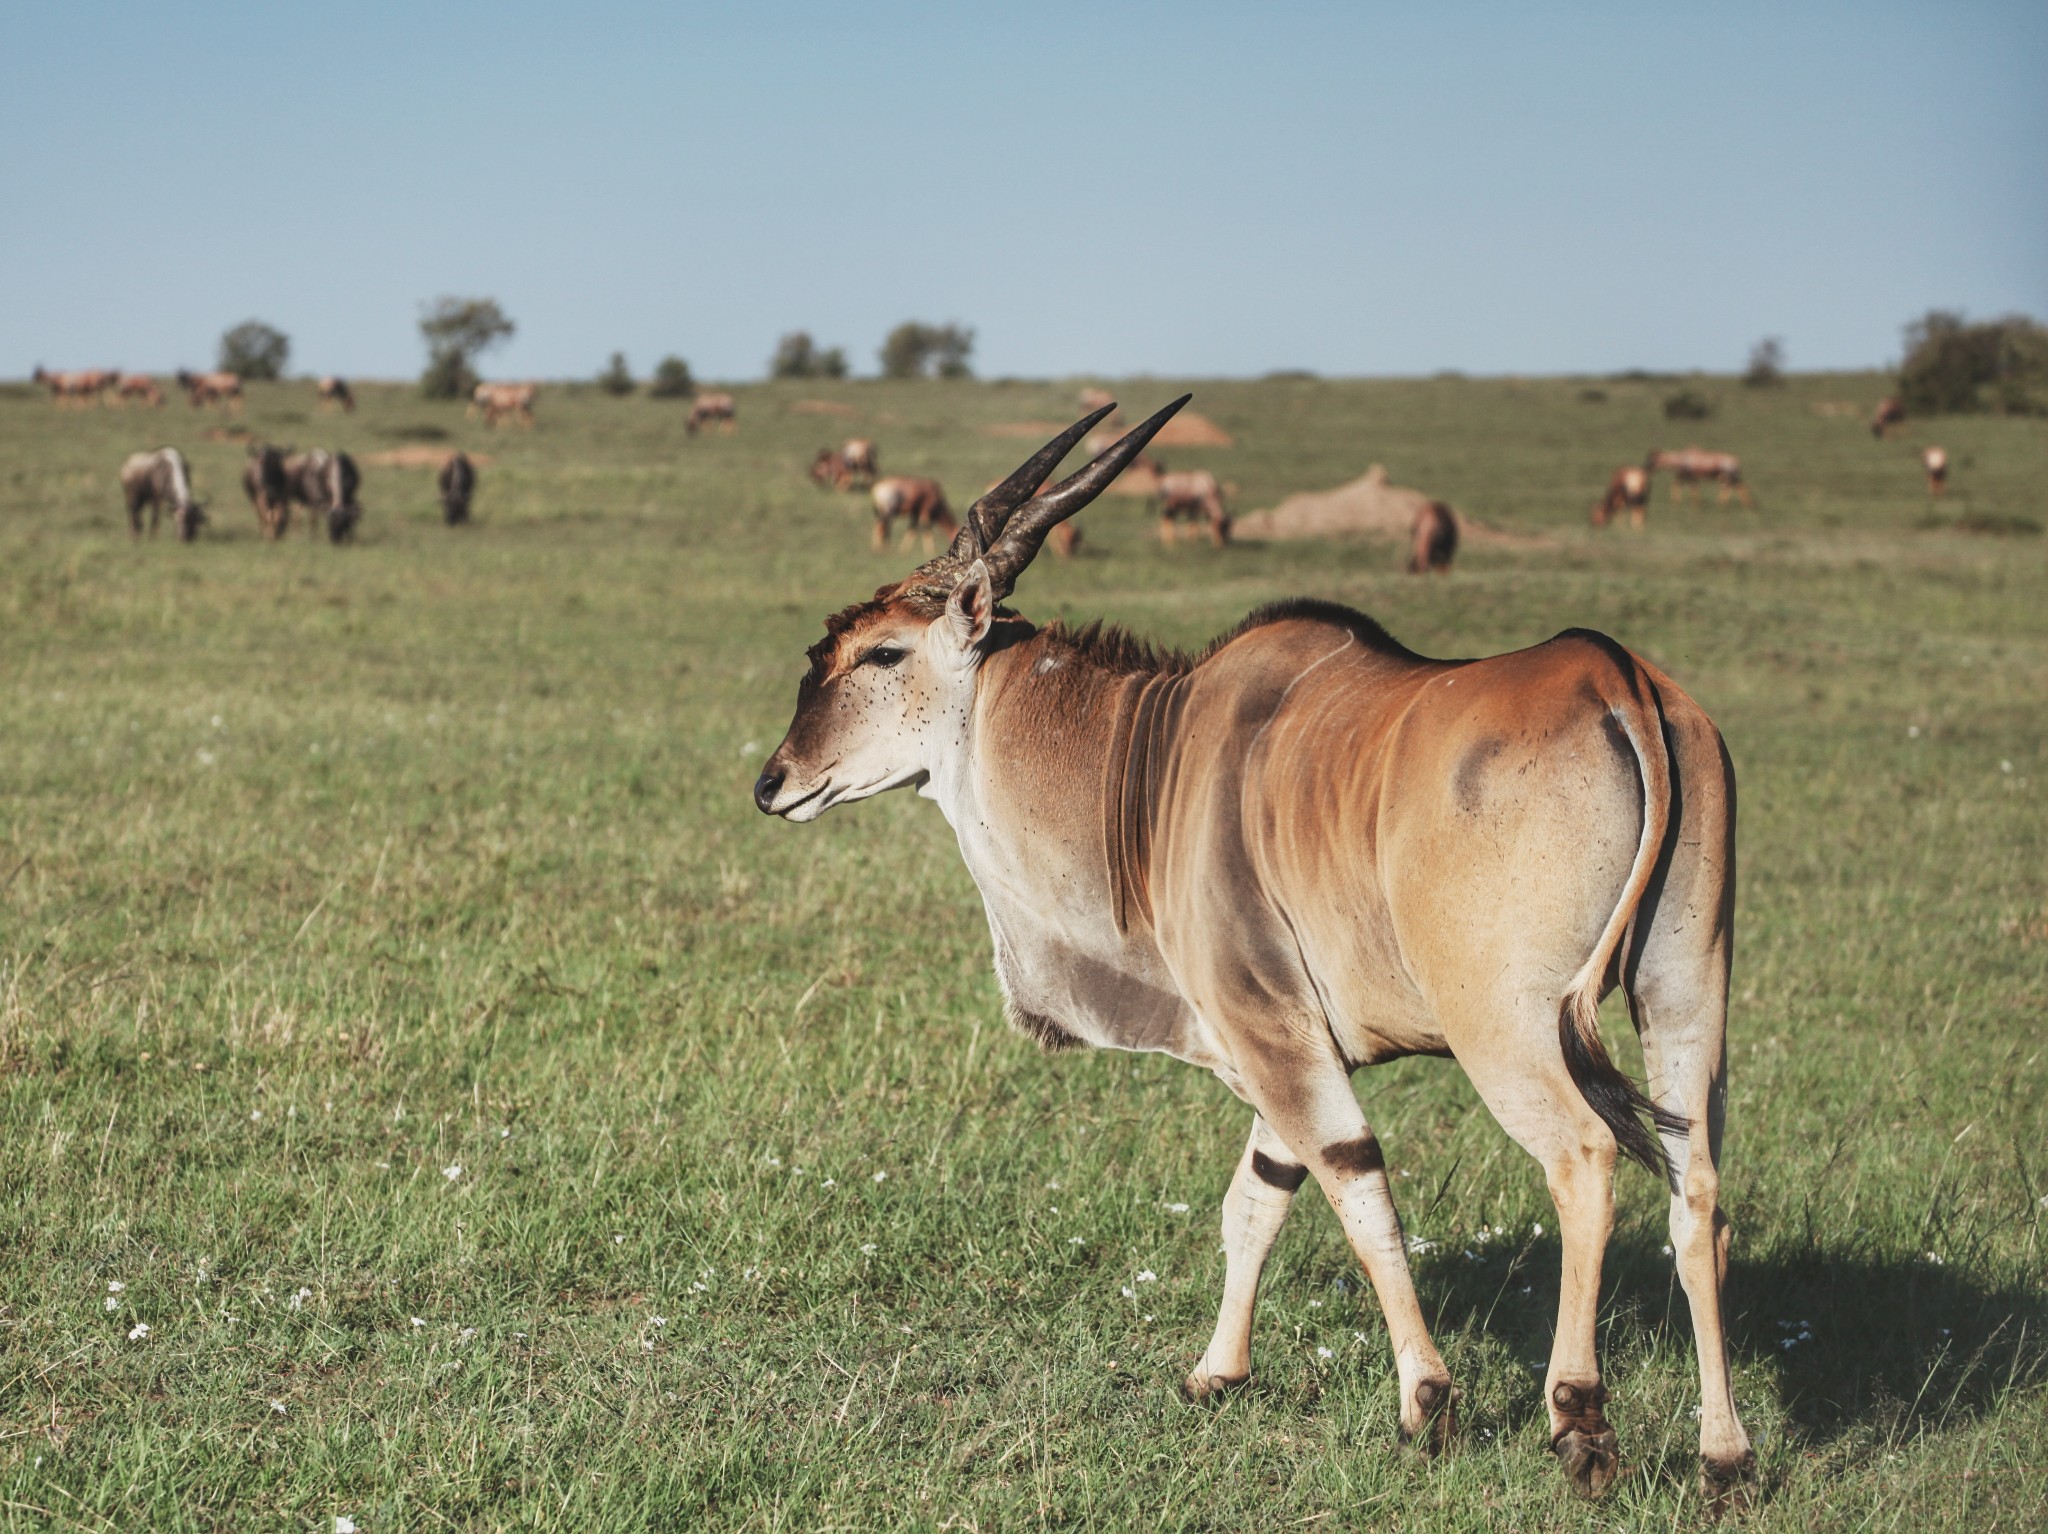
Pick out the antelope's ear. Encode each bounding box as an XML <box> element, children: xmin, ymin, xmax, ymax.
<box><xmin>945</xmin><ymin>559</ymin><xmax>996</xmax><ymax>648</ymax></box>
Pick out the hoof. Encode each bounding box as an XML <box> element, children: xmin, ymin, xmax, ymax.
<box><xmin>1180</xmin><ymin>1368</ymin><xmax>1246</xmax><ymax>1404</ymax></box>
<box><xmin>1554</xmin><ymin>1427</ymin><xmax>1619</xmax><ymax>1498</ymax></box>
<box><xmin>1397</xmin><ymin>1376</ymin><xmax>1457</xmax><ymax>1456</ymax></box>
<box><xmin>1702</xmin><ymin>1452</ymin><xmax>1758</xmax><ymax>1516</ymax></box>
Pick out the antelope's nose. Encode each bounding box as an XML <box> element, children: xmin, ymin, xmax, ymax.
<box><xmin>752</xmin><ymin>767</ymin><xmax>785</xmax><ymax>814</ymax></box>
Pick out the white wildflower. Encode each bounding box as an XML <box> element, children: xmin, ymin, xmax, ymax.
<box><xmin>1135</xmin><ymin>1270</ymin><xmax>1156</xmax><ymax>1283</ymax></box>
<box><xmin>821</xmin><ymin>1178</ymin><xmax>835</xmax><ymax>1189</ymax></box>
<box><xmin>107</xmin><ymin>1281</ymin><xmax>125</xmax><ymax>1293</ymax></box>
<box><xmin>1316</xmin><ymin>1346</ymin><xmax>1333</xmax><ymax>1360</ymax></box>
<box><xmin>1069</xmin><ymin>1237</ymin><xmax>1083</xmax><ymax>1246</ymax></box>
<box><xmin>1165</xmin><ymin>1202</ymin><xmax>1189</xmax><ymax>1214</ymax></box>
<box><xmin>872</xmin><ymin>1171</ymin><xmax>887</xmax><ymax>1183</ymax></box>
<box><xmin>443</xmin><ymin>1165</ymin><xmax>462</xmax><ymax>1181</ymax></box>
<box><xmin>1308</xmin><ymin>1299</ymin><xmax>1322</xmax><ymax>1308</ymax></box>
<box><xmin>335</xmin><ymin>1519</ymin><xmax>360</xmax><ymax>1534</ymax></box>
<box><xmin>1532</xmin><ymin>1223</ymin><xmax>1544</xmax><ymax>1237</ymax></box>
<box><xmin>860</xmin><ymin>1243</ymin><xmax>876</xmax><ymax>1255</ymax></box>
<box><xmin>411</xmin><ymin>1317</ymin><xmax>426</xmax><ymax>1328</ymax></box>
<box><xmin>270</xmin><ymin>1399</ymin><xmax>287</xmax><ymax>1415</ymax></box>
<box><xmin>1047</xmin><ymin>1179</ymin><xmax>1062</xmax><ymax>1190</ymax></box>
<box><xmin>250</xmin><ymin>1109</ymin><xmax>262</xmax><ymax>1121</ymax></box>
<box><xmin>1925</xmin><ymin>1251</ymin><xmax>1944</xmax><ymax>1266</ymax></box>
<box><xmin>128</xmin><ymin>1322</ymin><xmax>150</xmax><ymax>1341</ymax></box>
<box><xmin>1908</xmin><ymin>725</ymin><xmax>1921</xmax><ymax>738</ymax></box>
<box><xmin>289</xmin><ymin>1287</ymin><xmax>312</xmax><ymax>1310</ymax></box>
<box><xmin>764</xmin><ymin>1155</ymin><xmax>781</xmax><ymax>1167</ymax></box>
<box><xmin>104</xmin><ymin>1297</ymin><xmax>119</xmax><ymax>1312</ymax></box>
<box><xmin>1121</xmin><ymin>1286</ymin><xmax>1136</xmax><ymax>1299</ymax></box>
<box><xmin>612</xmin><ymin>1234</ymin><xmax>624</xmax><ymax>1245</ymax></box>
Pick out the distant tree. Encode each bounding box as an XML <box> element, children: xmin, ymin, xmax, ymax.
<box><xmin>1663</xmin><ymin>388</ymin><xmax>1714</xmax><ymax>421</ymax></box>
<box><xmin>597</xmin><ymin>351</ymin><xmax>635</xmax><ymax>396</ymax></box>
<box><xmin>771</xmin><ymin>331</ymin><xmax>853</xmax><ymax>380</ymax></box>
<box><xmin>648</xmin><ymin>355</ymin><xmax>696</xmax><ymax>399</ymax></box>
<box><xmin>418</xmin><ymin>296</ymin><xmax>515</xmax><ymax>400</ymax></box>
<box><xmin>1742</xmin><ymin>336</ymin><xmax>1785</xmax><ymax>388</ymax></box>
<box><xmin>878</xmin><ymin>321</ymin><xmax>975</xmax><ymax>380</ymax></box>
<box><xmin>1898</xmin><ymin>309</ymin><xmax>2048</xmax><ymax>415</ymax></box>
<box><xmin>217</xmin><ymin>320</ymin><xmax>290</xmax><ymax>381</ymax></box>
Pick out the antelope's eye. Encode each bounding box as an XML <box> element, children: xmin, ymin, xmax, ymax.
<box><xmin>865</xmin><ymin>645</ymin><xmax>907</xmax><ymax>669</ymax></box>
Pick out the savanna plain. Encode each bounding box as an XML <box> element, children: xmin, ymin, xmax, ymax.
<box><xmin>2</xmin><ymin>372</ymin><xmax>2044</xmax><ymax>1531</ymax></box>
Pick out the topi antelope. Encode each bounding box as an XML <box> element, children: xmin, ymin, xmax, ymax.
<box><xmin>1921</xmin><ymin>445</ymin><xmax>1948</xmax><ymax>497</ymax></box>
<box><xmin>1646</xmin><ymin>447</ymin><xmax>1753</xmax><ymax>509</ymax></box>
<box><xmin>755</xmin><ymin>399</ymin><xmax>1754</xmax><ymax>1504</ymax></box>
<box><xmin>869</xmin><ymin>475</ymin><xmax>956</xmax><ymax>552</ymax></box>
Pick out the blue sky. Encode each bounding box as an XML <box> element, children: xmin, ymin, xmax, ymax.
<box><xmin>4</xmin><ymin>1</ymin><xmax>2042</xmax><ymax>381</ymax></box>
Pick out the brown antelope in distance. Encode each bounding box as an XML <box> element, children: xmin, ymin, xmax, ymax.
<box><xmin>1645</xmin><ymin>447</ymin><xmax>1753</xmax><ymax>508</ymax></box>
<box><xmin>1871</xmin><ymin>396</ymin><xmax>1905</xmax><ymax>438</ymax></box>
<box><xmin>33</xmin><ymin>367</ymin><xmax>118</xmax><ymax>405</ymax></box>
<box><xmin>810</xmin><ymin>439</ymin><xmax>880</xmax><ymax>491</ymax></box>
<box><xmin>472</xmin><ymin>381</ymin><xmax>537</xmax><ymax>428</ymax></box>
<box><xmin>1078</xmin><ymin>386</ymin><xmax>1121</xmax><ymax>425</ymax></box>
<box><xmin>1592</xmin><ymin>464</ymin><xmax>1650</xmax><ymax>529</ymax></box>
<box><xmin>686</xmin><ymin>391</ymin><xmax>737</xmax><ymax>435</ymax></box>
<box><xmin>116</xmin><ymin>373</ymin><xmax>164</xmax><ymax>407</ymax></box>
<box><xmin>1922</xmin><ymin>445</ymin><xmax>1948</xmax><ymax>496</ymax></box>
<box><xmin>1153</xmin><ymin>464</ymin><xmax>1230</xmax><ymax>546</ymax></box>
<box><xmin>869</xmin><ymin>476</ymin><xmax>956</xmax><ymax>552</ymax></box>
<box><xmin>439</xmin><ymin>451</ymin><xmax>478</xmax><ymax>524</ymax></box>
<box><xmin>755</xmin><ymin>399</ymin><xmax>1754</xmax><ymax>1505</ymax></box>
<box><xmin>177</xmin><ymin>370</ymin><xmax>244</xmax><ymax>411</ymax></box>
<box><xmin>241</xmin><ymin>442</ymin><xmax>291</xmax><ymax>538</ymax></box>
<box><xmin>1407</xmin><ymin>499</ymin><xmax>1458</xmax><ymax>572</ymax></box>
<box><xmin>317</xmin><ymin>375</ymin><xmax>356</xmax><ymax>412</ymax></box>
<box><xmin>120</xmin><ymin>448</ymin><xmax>205</xmax><ymax>540</ymax></box>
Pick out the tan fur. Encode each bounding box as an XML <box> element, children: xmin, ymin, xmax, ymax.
<box><xmin>757</xmin><ymin>415</ymin><xmax>1754</xmax><ymax>1498</ymax></box>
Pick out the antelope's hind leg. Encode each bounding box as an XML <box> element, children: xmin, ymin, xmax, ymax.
<box><xmin>1186</xmin><ymin>1115</ymin><xmax>1302</xmax><ymax>1401</ymax></box>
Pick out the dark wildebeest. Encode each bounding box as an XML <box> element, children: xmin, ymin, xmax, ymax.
<box><xmin>1153</xmin><ymin>465</ymin><xmax>1230</xmax><ymax>547</ymax></box>
<box><xmin>177</xmin><ymin>369</ymin><xmax>244</xmax><ymax>411</ymax></box>
<box><xmin>1922</xmin><ymin>445</ymin><xmax>1948</xmax><ymax>497</ymax></box>
<box><xmin>754</xmin><ymin>398</ymin><xmax>1753</xmax><ymax>1504</ymax></box>
<box><xmin>1645</xmin><ymin>448</ymin><xmax>1753</xmax><ymax>509</ymax></box>
<box><xmin>686</xmin><ymin>391</ymin><xmax>737</xmax><ymax>436</ymax></box>
<box><xmin>1871</xmin><ymin>396</ymin><xmax>1905</xmax><ymax>439</ymax></box>
<box><xmin>1407</xmin><ymin>499</ymin><xmax>1458</xmax><ymax>573</ymax></box>
<box><xmin>282</xmin><ymin>449</ymin><xmax>363</xmax><ymax>542</ymax></box>
<box><xmin>241</xmin><ymin>443</ymin><xmax>291</xmax><ymax>539</ymax></box>
<box><xmin>870</xmin><ymin>476</ymin><xmax>956</xmax><ymax>552</ymax></box>
<box><xmin>439</xmin><ymin>451</ymin><xmax>478</xmax><ymax>525</ymax></box>
<box><xmin>33</xmin><ymin>367</ymin><xmax>117</xmax><ymax>406</ymax></box>
<box><xmin>317</xmin><ymin>376</ymin><xmax>356</xmax><ymax>413</ymax></box>
<box><xmin>120</xmin><ymin>448</ymin><xmax>205</xmax><ymax>541</ymax></box>
<box><xmin>471</xmin><ymin>381</ymin><xmax>538</xmax><ymax>429</ymax></box>
<box><xmin>116</xmin><ymin>373</ymin><xmax>165</xmax><ymax>407</ymax></box>
<box><xmin>1591</xmin><ymin>465</ymin><xmax>1651</xmax><ymax>529</ymax></box>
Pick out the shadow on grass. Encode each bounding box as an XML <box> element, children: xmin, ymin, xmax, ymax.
<box><xmin>1416</xmin><ymin>1230</ymin><xmax>2047</xmax><ymax>1452</ymax></box>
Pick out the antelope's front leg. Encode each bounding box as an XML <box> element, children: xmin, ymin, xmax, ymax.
<box><xmin>1186</xmin><ymin>1114</ymin><xmax>1300</xmax><ymax>1400</ymax></box>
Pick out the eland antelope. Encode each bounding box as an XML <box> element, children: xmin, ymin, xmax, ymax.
<box><xmin>754</xmin><ymin>399</ymin><xmax>1754</xmax><ymax>1504</ymax></box>
<box><xmin>120</xmin><ymin>448</ymin><xmax>204</xmax><ymax>540</ymax></box>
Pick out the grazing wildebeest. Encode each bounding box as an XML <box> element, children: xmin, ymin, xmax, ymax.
<box><xmin>686</xmin><ymin>391</ymin><xmax>737</xmax><ymax>436</ymax></box>
<box><xmin>1871</xmin><ymin>396</ymin><xmax>1905</xmax><ymax>439</ymax></box>
<box><xmin>1152</xmin><ymin>464</ymin><xmax>1230</xmax><ymax>546</ymax></box>
<box><xmin>471</xmin><ymin>381</ymin><xmax>538</xmax><ymax>429</ymax></box>
<box><xmin>282</xmin><ymin>449</ymin><xmax>363</xmax><ymax>542</ymax></box>
<box><xmin>177</xmin><ymin>370</ymin><xmax>244</xmax><ymax>411</ymax></box>
<box><xmin>241</xmin><ymin>442</ymin><xmax>291</xmax><ymax>538</ymax></box>
<box><xmin>439</xmin><ymin>451</ymin><xmax>478</xmax><ymax>525</ymax></box>
<box><xmin>1407</xmin><ymin>499</ymin><xmax>1458</xmax><ymax>573</ymax></box>
<box><xmin>869</xmin><ymin>476</ymin><xmax>956</xmax><ymax>552</ymax></box>
<box><xmin>317</xmin><ymin>375</ymin><xmax>356</xmax><ymax>412</ymax></box>
<box><xmin>1592</xmin><ymin>465</ymin><xmax>1651</xmax><ymax>529</ymax></box>
<box><xmin>754</xmin><ymin>399</ymin><xmax>1753</xmax><ymax>1505</ymax></box>
<box><xmin>120</xmin><ymin>448</ymin><xmax>205</xmax><ymax>541</ymax></box>
<box><xmin>115</xmin><ymin>373</ymin><xmax>164</xmax><ymax>407</ymax></box>
<box><xmin>1645</xmin><ymin>448</ymin><xmax>1753</xmax><ymax>509</ymax></box>
<box><xmin>33</xmin><ymin>366</ymin><xmax>117</xmax><ymax>405</ymax></box>
<box><xmin>1922</xmin><ymin>445</ymin><xmax>1948</xmax><ymax>496</ymax></box>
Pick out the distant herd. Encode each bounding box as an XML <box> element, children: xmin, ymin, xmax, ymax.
<box><xmin>22</xmin><ymin>370</ymin><xmax>1956</xmax><ymax>558</ymax></box>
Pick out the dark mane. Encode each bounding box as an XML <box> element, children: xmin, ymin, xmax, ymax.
<box><xmin>1036</xmin><ymin>598</ymin><xmax>1415</xmax><ymax>678</ymax></box>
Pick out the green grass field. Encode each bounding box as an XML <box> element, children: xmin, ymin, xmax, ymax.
<box><xmin>2</xmin><ymin>371</ymin><xmax>2044</xmax><ymax>1530</ymax></box>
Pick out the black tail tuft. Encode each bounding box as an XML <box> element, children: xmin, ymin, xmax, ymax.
<box><xmin>1559</xmin><ymin>997</ymin><xmax>1688</xmax><ymax>1176</ymax></box>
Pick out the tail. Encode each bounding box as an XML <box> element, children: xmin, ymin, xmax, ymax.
<box><xmin>1556</xmin><ymin>657</ymin><xmax>1689</xmax><ymax>1175</ymax></box>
